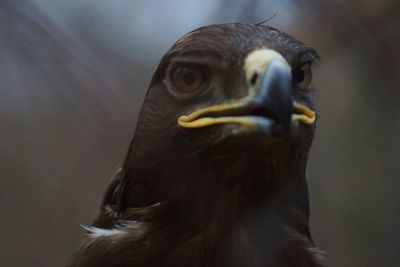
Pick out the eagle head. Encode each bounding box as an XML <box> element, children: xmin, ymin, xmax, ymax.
<box><xmin>122</xmin><ymin>23</ymin><xmax>319</xmax><ymax>207</ymax></box>
<box><xmin>70</xmin><ymin>23</ymin><xmax>324</xmax><ymax>267</ymax></box>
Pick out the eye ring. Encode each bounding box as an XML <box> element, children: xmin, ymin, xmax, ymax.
<box><xmin>293</xmin><ymin>63</ymin><xmax>312</xmax><ymax>90</ymax></box>
<box><xmin>170</xmin><ymin>65</ymin><xmax>208</xmax><ymax>93</ymax></box>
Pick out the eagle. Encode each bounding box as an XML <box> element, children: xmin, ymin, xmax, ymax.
<box><xmin>68</xmin><ymin>23</ymin><xmax>324</xmax><ymax>267</ymax></box>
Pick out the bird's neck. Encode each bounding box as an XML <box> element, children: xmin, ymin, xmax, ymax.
<box><xmin>143</xmin><ymin>166</ymin><xmax>317</xmax><ymax>267</ymax></box>
<box><xmin>120</xmin><ymin>145</ymin><xmax>316</xmax><ymax>266</ymax></box>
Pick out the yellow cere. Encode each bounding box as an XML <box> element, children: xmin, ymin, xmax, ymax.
<box><xmin>244</xmin><ymin>49</ymin><xmax>289</xmax><ymax>95</ymax></box>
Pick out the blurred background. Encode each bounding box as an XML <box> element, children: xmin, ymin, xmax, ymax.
<box><xmin>1</xmin><ymin>0</ymin><xmax>399</xmax><ymax>266</ymax></box>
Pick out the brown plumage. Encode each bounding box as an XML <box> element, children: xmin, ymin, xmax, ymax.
<box><xmin>68</xmin><ymin>23</ymin><xmax>324</xmax><ymax>267</ymax></box>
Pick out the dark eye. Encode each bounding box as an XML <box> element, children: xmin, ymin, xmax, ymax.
<box><xmin>171</xmin><ymin>66</ymin><xmax>205</xmax><ymax>93</ymax></box>
<box><xmin>293</xmin><ymin>63</ymin><xmax>312</xmax><ymax>90</ymax></box>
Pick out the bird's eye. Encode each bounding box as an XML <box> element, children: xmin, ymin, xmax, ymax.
<box><xmin>170</xmin><ymin>66</ymin><xmax>205</xmax><ymax>93</ymax></box>
<box><xmin>293</xmin><ymin>63</ymin><xmax>312</xmax><ymax>90</ymax></box>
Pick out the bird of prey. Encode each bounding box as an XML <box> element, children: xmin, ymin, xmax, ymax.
<box><xmin>68</xmin><ymin>23</ymin><xmax>324</xmax><ymax>267</ymax></box>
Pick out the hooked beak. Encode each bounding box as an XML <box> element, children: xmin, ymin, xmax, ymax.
<box><xmin>177</xmin><ymin>49</ymin><xmax>315</xmax><ymax>137</ymax></box>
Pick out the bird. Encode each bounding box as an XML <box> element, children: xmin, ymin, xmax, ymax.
<box><xmin>68</xmin><ymin>23</ymin><xmax>324</xmax><ymax>267</ymax></box>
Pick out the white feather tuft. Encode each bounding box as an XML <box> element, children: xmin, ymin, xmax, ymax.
<box><xmin>81</xmin><ymin>225</ymin><xmax>127</xmax><ymax>238</ymax></box>
<box><xmin>80</xmin><ymin>221</ymin><xmax>147</xmax><ymax>239</ymax></box>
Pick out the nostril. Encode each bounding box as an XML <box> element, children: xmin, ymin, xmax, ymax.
<box><xmin>250</xmin><ymin>72</ymin><xmax>258</xmax><ymax>86</ymax></box>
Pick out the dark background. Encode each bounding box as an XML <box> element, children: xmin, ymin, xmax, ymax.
<box><xmin>1</xmin><ymin>0</ymin><xmax>399</xmax><ymax>266</ymax></box>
